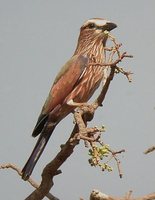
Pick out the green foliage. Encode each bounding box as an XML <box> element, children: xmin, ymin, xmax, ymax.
<box><xmin>88</xmin><ymin>144</ymin><xmax>113</xmax><ymax>172</ymax></box>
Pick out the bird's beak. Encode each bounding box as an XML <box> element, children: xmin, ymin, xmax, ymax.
<box><xmin>103</xmin><ymin>22</ymin><xmax>117</xmax><ymax>31</ymax></box>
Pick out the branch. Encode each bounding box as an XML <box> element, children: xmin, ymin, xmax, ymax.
<box><xmin>144</xmin><ymin>146</ymin><xmax>155</xmax><ymax>154</ymax></box>
<box><xmin>108</xmin><ymin>149</ymin><xmax>125</xmax><ymax>178</ymax></box>
<box><xmin>89</xmin><ymin>189</ymin><xmax>155</xmax><ymax>200</ymax></box>
<box><xmin>0</xmin><ymin>163</ymin><xmax>58</xmax><ymax>200</ymax></box>
<box><xmin>24</xmin><ymin>125</ymin><xmax>80</xmax><ymax>200</ymax></box>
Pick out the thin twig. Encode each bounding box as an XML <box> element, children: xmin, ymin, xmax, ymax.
<box><xmin>0</xmin><ymin>163</ymin><xmax>58</xmax><ymax>200</ymax></box>
<box><xmin>144</xmin><ymin>146</ymin><xmax>155</xmax><ymax>154</ymax></box>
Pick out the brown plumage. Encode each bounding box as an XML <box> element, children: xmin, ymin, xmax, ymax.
<box><xmin>22</xmin><ymin>18</ymin><xmax>117</xmax><ymax>180</ymax></box>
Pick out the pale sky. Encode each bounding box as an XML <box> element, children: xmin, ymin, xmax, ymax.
<box><xmin>0</xmin><ymin>1</ymin><xmax>155</xmax><ymax>199</ymax></box>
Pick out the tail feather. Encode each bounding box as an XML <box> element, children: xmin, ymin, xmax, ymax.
<box><xmin>22</xmin><ymin>125</ymin><xmax>56</xmax><ymax>180</ymax></box>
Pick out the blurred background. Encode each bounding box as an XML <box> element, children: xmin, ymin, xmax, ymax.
<box><xmin>0</xmin><ymin>0</ymin><xmax>155</xmax><ymax>199</ymax></box>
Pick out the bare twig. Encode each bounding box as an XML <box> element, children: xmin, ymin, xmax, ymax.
<box><xmin>89</xmin><ymin>52</ymin><xmax>133</xmax><ymax>68</ymax></box>
<box><xmin>115</xmin><ymin>66</ymin><xmax>133</xmax><ymax>82</ymax></box>
<box><xmin>144</xmin><ymin>146</ymin><xmax>155</xmax><ymax>154</ymax></box>
<box><xmin>125</xmin><ymin>190</ymin><xmax>133</xmax><ymax>200</ymax></box>
<box><xmin>0</xmin><ymin>163</ymin><xmax>58</xmax><ymax>200</ymax></box>
<box><xmin>106</xmin><ymin>149</ymin><xmax>125</xmax><ymax>178</ymax></box>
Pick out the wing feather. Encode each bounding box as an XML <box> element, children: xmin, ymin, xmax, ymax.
<box><xmin>32</xmin><ymin>54</ymin><xmax>88</xmax><ymax>137</ymax></box>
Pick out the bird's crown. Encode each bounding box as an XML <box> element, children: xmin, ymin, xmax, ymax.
<box><xmin>81</xmin><ymin>18</ymin><xmax>117</xmax><ymax>32</ymax></box>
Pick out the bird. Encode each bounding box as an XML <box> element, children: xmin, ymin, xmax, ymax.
<box><xmin>22</xmin><ymin>18</ymin><xmax>117</xmax><ymax>180</ymax></box>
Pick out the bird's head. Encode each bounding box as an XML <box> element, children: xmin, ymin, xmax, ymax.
<box><xmin>75</xmin><ymin>18</ymin><xmax>117</xmax><ymax>56</ymax></box>
<box><xmin>81</xmin><ymin>18</ymin><xmax>117</xmax><ymax>35</ymax></box>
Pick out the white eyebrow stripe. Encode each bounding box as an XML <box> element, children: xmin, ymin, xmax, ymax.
<box><xmin>83</xmin><ymin>19</ymin><xmax>110</xmax><ymax>27</ymax></box>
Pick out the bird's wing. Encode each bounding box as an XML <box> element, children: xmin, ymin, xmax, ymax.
<box><xmin>32</xmin><ymin>55</ymin><xmax>88</xmax><ymax>137</ymax></box>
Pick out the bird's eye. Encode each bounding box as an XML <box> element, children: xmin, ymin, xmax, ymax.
<box><xmin>88</xmin><ymin>23</ymin><xmax>95</xmax><ymax>29</ymax></box>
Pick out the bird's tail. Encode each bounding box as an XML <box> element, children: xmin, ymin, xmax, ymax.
<box><xmin>22</xmin><ymin>125</ymin><xmax>56</xmax><ymax>180</ymax></box>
